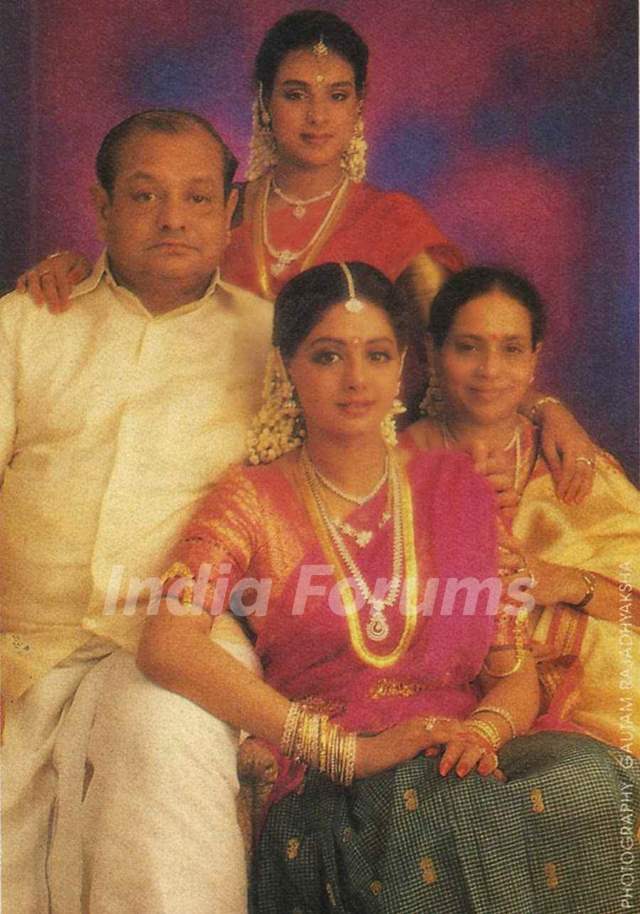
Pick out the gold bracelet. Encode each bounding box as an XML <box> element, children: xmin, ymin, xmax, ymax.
<box><xmin>472</xmin><ymin>705</ymin><xmax>517</xmax><ymax>740</ymax></box>
<box><xmin>464</xmin><ymin>719</ymin><xmax>502</xmax><ymax>751</ymax></box>
<box><xmin>573</xmin><ymin>570</ymin><xmax>596</xmax><ymax>611</ymax></box>
<box><xmin>280</xmin><ymin>702</ymin><xmax>303</xmax><ymax>757</ymax></box>
<box><xmin>281</xmin><ymin>704</ymin><xmax>356</xmax><ymax>786</ymax></box>
<box><xmin>528</xmin><ymin>395</ymin><xmax>562</xmax><ymax>424</ymax></box>
<box><xmin>482</xmin><ymin>609</ymin><xmax>528</xmax><ymax>678</ymax></box>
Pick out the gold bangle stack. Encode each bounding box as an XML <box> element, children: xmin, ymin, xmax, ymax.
<box><xmin>465</xmin><ymin>718</ymin><xmax>501</xmax><ymax>751</ymax></box>
<box><xmin>281</xmin><ymin>701</ymin><xmax>356</xmax><ymax>786</ymax></box>
<box><xmin>472</xmin><ymin>705</ymin><xmax>518</xmax><ymax>740</ymax></box>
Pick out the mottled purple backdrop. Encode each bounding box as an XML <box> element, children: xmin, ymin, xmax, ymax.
<box><xmin>3</xmin><ymin>0</ymin><xmax>638</xmax><ymax>478</ymax></box>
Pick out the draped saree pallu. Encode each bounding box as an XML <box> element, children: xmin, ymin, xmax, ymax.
<box><xmin>165</xmin><ymin>450</ymin><xmax>639</xmax><ymax>914</ymax></box>
<box><xmin>497</xmin><ymin>422</ymin><xmax>640</xmax><ymax>758</ymax></box>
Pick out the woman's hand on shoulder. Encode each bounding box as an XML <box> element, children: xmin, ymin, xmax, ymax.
<box><xmin>534</xmin><ymin>400</ymin><xmax>596</xmax><ymax>503</ymax></box>
<box><xmin>15</xmin><ymin>251</ymin><xmax>91</xmax><ymax>312</ymax></box>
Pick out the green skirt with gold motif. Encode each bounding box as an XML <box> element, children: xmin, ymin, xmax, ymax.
<box><xmin>251</xmin><ymin>732</ymin><xmax>639</xmax><ymax>914</ymax></box>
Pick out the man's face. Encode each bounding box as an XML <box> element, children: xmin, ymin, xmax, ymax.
<box><xmin>94</xmin><ymin>127</ymin><xmax>235</xmax><ymax>304</ymax></box>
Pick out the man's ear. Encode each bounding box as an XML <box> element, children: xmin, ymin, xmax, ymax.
<box><xmin>91</xmin><ymin>185</ymin><xmax>112</xmax><ymax>241</ymax></box>
<box><xmin>224</xmin><ymin>188</ymin><xmax>239</xmax><ymax>237</ymax></box>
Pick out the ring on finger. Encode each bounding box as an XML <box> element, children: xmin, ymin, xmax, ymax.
<box><xmin>576</xmin><ymin>456</ymin><xmax>595</xmax><ymax>469</ymax></box>
<box><xmin>46</xmin><ymin>251</ymin><xmax>64</xmax><ymax>260</ymax></box>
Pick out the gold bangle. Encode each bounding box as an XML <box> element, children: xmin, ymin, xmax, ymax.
<box><xmin>281</xmin><ymin>704</ymin><xmax>356</xmax><ymax>786</ymax></box>
<box><xmin>464</xmin><ymin>719</ymin><xmax>501</xmax><ymax>751</ymax></box>
<box><xmin>472</xmin><ymin>705</ymin><xmax>517</xmax><ymax>740</ymax></box>
<box><xmin>482</xmin><ymin>609</ymin><xmax>528</xmax><ymax>678</ymax></box>
<box><xmin>528</xmin><ymin>395</ymin><xmax>562</xmax><ymax>424</ymax></box>
<box><xmin>573</xmin><ymin>571</ymin><xmax>596</xmax><ymax>611</ymax></box>
<box><xmin>280</xmin><ymin>702</ymin><xmax>303</xmax><ymax>757</ymax></box>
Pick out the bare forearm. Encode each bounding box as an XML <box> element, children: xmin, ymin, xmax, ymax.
<box><xmin>137</xmin><ymin>614</ymin><xmax>289</xmax><ymax>745</ymax></box>
<box><xmin>569</xmin><ymin>571</ymin><xmax>639</xmax><ymax>625</ymax></box>
<box><xmin>475</xmin><ymin>654</ymin><xmax>540</xmax><ymax>744</ymax></box>
<box><xmin>532</xmin><ymin>558</ymin><xmax>640</xmax><ymax>625</ymax></box>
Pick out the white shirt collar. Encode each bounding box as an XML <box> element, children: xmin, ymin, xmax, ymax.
<box><xmin>72</xmin><ymin>250</ymin><xmax>221</xmax><ymax>319</ymax></box>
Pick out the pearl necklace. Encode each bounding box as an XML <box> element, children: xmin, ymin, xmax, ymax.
<box><xmin>261</xmin><ymin>175</ymin><xmax>350</xmax><ymax>277</ymax></box>
<box><xmin>440</xmin><ymin>421</ymin><xmax>524</xmax><ymax>493</ymax></box>
<box><xmin>307</xmin><ymin>448</ymin><xmax>389</xmax><ymax>506</ymax></box>
<box><xmin>272</xmin><ymin>175</ymin><xmax>344</xmax><ymax>219</ymax></box>
<box><xmin>301</xmin><ymin>449</ymin><xmax>402</xmax><ymax>642</ymax></box>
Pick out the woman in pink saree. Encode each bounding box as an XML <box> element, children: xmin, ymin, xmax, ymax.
<box><xmin>137</xmin><ymin>262</ymin><xmax>633</xmax><ymax>913</ymax></box>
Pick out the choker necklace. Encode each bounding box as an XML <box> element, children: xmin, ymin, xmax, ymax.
<box><xmin>305</xmin><ymin>447</ymin><xmax>389</xmax><ymax>506</ymax></box>
<box><xmin>272</xmin><ymin>176</ymin><xmax>343</xmax><ymax>219</ymax></box>
<box><xmin>301</xmin><ymin>449</ymin><xmax>401</xmax><ymax>642</ymax></box>
<box><xmin>440</xmin><ymin>421</ymin><xmax>524</xmax><ymax>493</ymax></box>
<box><xmin>262</xmin><ymin>175</ymin><xmax>350</xmax><ymax>277</ymax></box>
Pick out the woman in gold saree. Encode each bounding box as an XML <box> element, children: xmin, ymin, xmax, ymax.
<box><xmin>404</xmin><ymin>265</ymin><xmax>640</xmax><ymax>756</ymax></box>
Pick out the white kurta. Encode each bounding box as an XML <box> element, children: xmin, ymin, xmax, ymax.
<box><xmin>0</xmin><ymin>258</ymin><xmax>272</xmax><ymax>914</ymax></box>
<box><xmin>0</xmin><ymin>256</ymin><xmax>272</xmax><ymax>700</ymax></box>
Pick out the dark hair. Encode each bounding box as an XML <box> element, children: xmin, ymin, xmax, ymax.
<box><xmin>428</xmin><ymin>266</ymin><xmax>547</xmax><ymax>349</ymax></box>
<box><xmin>274</xmin><ymin>262</ymin><xmax>409</xmax><ymax>360</ymax></box>
<box><xmin>254</xmin><ymin>10</ymin><xmax>368</xmax><ymax>100</ymax></box>
<box><xmin>96</xmin><ymin>109</ymin><xmax>238</xmax><ymax>200</ymax></box>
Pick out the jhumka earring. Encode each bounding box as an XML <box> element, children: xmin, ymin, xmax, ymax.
<box><xmin>381</xmin><ymin>350</ymin><xmax>407</xmax><ymax>447</ymax></box>
<box><xmin>247</xmin><ymin>349</ymin><xmax>305</xmax><ymax>464</ymax></box>
<box><xmin>380</xmin><ymin>398</ymin><xmax>406</xmax><ymax>447</ymax></box>
<box><xmin>341</xmin><ymin>108</ymin><xmax>367</xmax><ymax>183</ymax></box>
<box><xmin>419</xmin><ymin>367</ymin><xmax>445</xmax><ymax>419</ymax></box>
<box><xmin>247</xmin><ymin>82</ymin><xmax>278</xmax><ymax>181</ymax></box>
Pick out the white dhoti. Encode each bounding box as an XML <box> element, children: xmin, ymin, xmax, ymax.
<box><xmin>2</xmin><ymin>632</ymin><xmax>259</xmax><ymax>914</ymax></box>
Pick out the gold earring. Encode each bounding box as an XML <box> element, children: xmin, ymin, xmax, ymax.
<box><xmin>341</xmin><ymin>110</ymin><xmax>367</xmax><ymax>183</ymax></box>
<box><xmin>247</xmin><ymin>83</ymin><xmax>278</xmax><ymax>180</ymax></box>
<box><xmin>380</xmin><ymin>397</ymin><xmax>406</xmax><ymax>447</ymax></box>
<box><xmin>419</xmin><ymin>368</ymin><xmax>445</xmax><ymax>419</ymax></box>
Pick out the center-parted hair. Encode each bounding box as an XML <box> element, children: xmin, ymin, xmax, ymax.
<box><xmin>428</xmin><ymin>266</ymin><xmax>547</xmax><ymax>349</ymax></box>
<box><xmin>273</xmin><ymin>262</ymin><xmax>410</xmax><ymax>360</ymax></box>
<box><xmin>254</xmin><ymin>9</ymin><xmax>369</xmax><ymax>99</ymax></box>
<box><xmin>95</xmin><ymin>109</ymin><xmax>238</xmax><ymax>200</ymax></box>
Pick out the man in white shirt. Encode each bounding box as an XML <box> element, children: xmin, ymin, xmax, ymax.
<box><xmin>1</xmin><ymin>110</ymin><xmax>271</xmax><ymax>914</ymax></box>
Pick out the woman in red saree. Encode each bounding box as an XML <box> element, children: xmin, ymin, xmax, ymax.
<box><xmin>137</xmin><ymin>262</ymin><xmax>633</xmax><ymax>913</ymax></box>
<box><xmin>16</xmin><ymin>10</ymin><xmax>598</xmax><ymax>487</ymax></box>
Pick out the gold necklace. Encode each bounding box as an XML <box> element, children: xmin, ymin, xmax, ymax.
<box><xmin>252</xmin><ymin>175</ymin><xmax>352</xmax><ymax>300</ymax></box>
<box><xmin>262</xmin><ymin>175</ymin><xmax>349</xmax><ymax>277</ymax></box>
<box><xmin>298</xmin><ymin>451</ymin><xmax>418</xmax><ymax>668</ymax></box>
<box><xmin>305</xmin><ymin>446</ymin><xmax>389</xmax><ymax>506</ymax></box>
<box><xmin>272</xmin><ymin>175</ymin><xmax>343</xmax><ymax>219</ymax></box>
